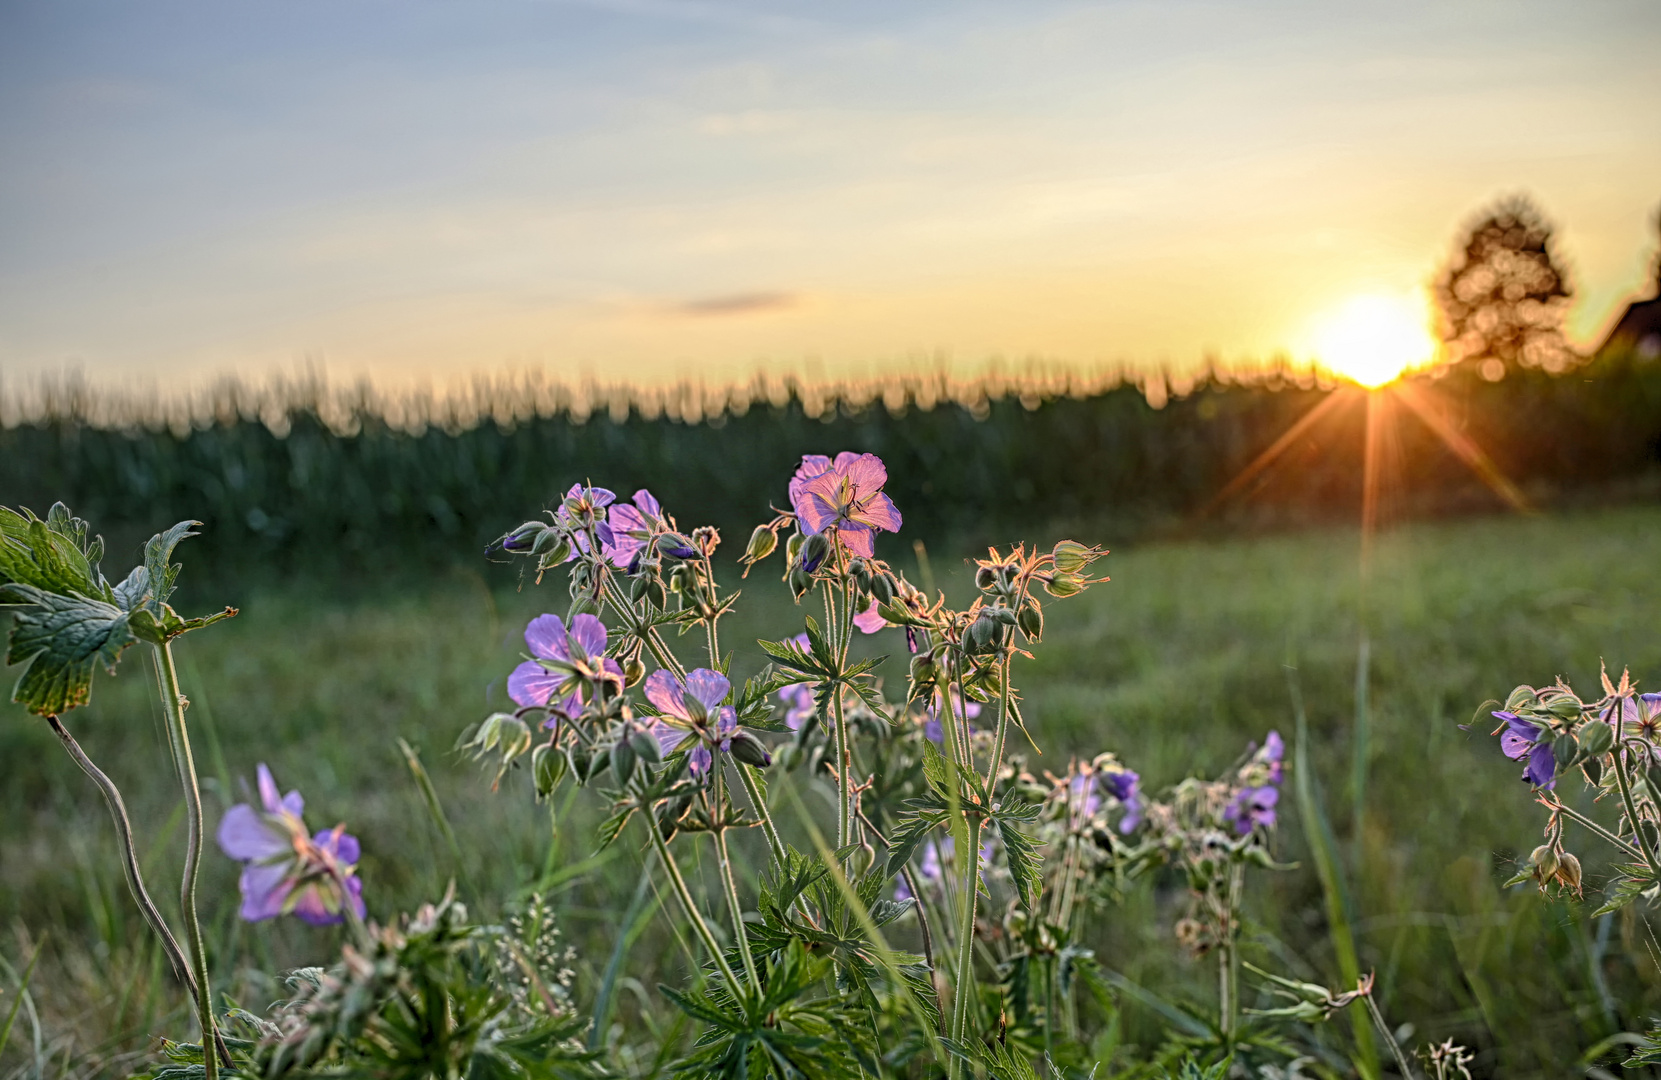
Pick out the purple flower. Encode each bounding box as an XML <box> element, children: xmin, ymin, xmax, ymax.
<box><xmin>1102</xmin><ymin>766</ymin><xmax>1143</xmax><ymax>833</ymax></box>
<box><xmin>508</xmin><ymin>613</ymin><xmax>621</xmax><ymax>709</ymax></box>
<box><xmin>779</xmin><ymin>682</ymin><xmax>816</xmax><ymax>731</ymax></box>
<box><xmin>603</xmin><ymin>489</ymin><xmax>698</xmax><ymax>570</ymax></box>
<box><xmin>923</xmin><ymin>687</ymin><xmax>981</xmax><ymax>744</ymax></box>
<box><xmin>645</xmin><ymin>668</ymin><xmax>741</xmax><ymax>777</ymax></box>
<box><xmin>216</xmin><ymin>764</ymin><xmax>365</xmax><ymax>926</ymax></box>
<box><xmin>852</xmin><ymin>597</ymin><xmax>889</xmax><ymax>634</ymax></box>
<box><xmin>1493</xmin><ymin>710</ymin><xmax>1556</xmax><ymax>789</ymax></box>
<box><xmin>788</xmin><ymin>453</ymin><xmax>903</xmax><ymax>559</ymax></box>
<box><xmin>1223</xmin><ymin>785</ymin><xmax>1279</xmax><ymax>835</ymax></box>
<box><xmin>554</xmin><ymin>484</ymin><xmax>616</xmax><ymax>562</ymax></box>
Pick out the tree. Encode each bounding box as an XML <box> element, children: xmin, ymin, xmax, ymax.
<box><xmin>1435</xmin><ymin>194</ymin><xmax>1575</xmax><ymax>374</ymax></box>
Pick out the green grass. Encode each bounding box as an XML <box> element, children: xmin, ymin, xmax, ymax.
<box><xmin>5</xmin><ymin>506</ymin><xmax>1661</xmax><ymax>1076</ymax></box>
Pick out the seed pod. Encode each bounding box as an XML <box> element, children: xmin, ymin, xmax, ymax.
<box><xmin>1530</xmin><ymin>844</ymin><xmax>1559</xmax><ymax>880</ymax></box>
<box><xmin>785</xmin><ymin>531</ymin><xmax>805</xmax><ymax>565</ymax></box>
<box><xmin>1584</xmin><ymin>754</ymin><xmax>1604</xmax><ymax>784</ymax></box>
<box><xmin>728</xmin><ymin>730</ymin><xmax>773</xmax><ymax>768</ymax></box>
<box><xmin>992</xmin><ymin>604</ymin><xmax>1018</xmax><ymax>626</ymax></box>
<box><xmin>870</xmin><ymin>572</ymin><xmax>896</xmax><ymax>606</ymax></box>
<box><xmin>1554</xmin><ymin>731</ymin><xmax>1580</xmax><ymax>767</ymax></box>
<box><xmin>1505</xmin><ymin>684</ymin><xmax>1538</xmax><ymax>712</ymax></box>
<box><xmin>1556</xmin><ymin>851</ymin><xmax>1582</xmax><ymax>892</ymax></box>
<box><xmin>746</xmin><ymin>525</ymin><xmax>778</xmax><ymax>563</ymax></box>
<box><xmin>611</xmin><ymin>739</ymin><xmax>637</xmax><ymax>784</ymax></box>
<box><xmin>1577</xmin><ymin>720</ymin><xmax>1615</xmax><ymax>757</ymax></box>
<box><xmin>530</xmin><ymin>527</ymin><xmax>563</xmax><ymax>556</ymax></box>
<box><xmin>789</xmin><ymin>566</ymin><xmax>812</xmax><ymax>599</ymax></box>
<box><xmin>975</xmin><ymin>565</ymin><xmax>998</xmax><ymax>591</ymax></box>
<box><xmin>1017</xmin><ymin>598</ymin><xmax>1044</xmax><ymax>643</ymax></box>
<box><xmin>692</xmin><ymin>525</ymin><xmax>720</xmax><ymax>556</ymax></box>
<box><xmin>624</xmin><ymin>658</ymin><xmax>646</xmax><ymax>688</ymax></box>
<box><xmin>668</xmin><ymin>564</ymin><xmax>693</xmax><ymax>594</ymax></box>
<box><xmin>647</xmin><ymin>579</ymin><xmax>668</xmax><ymax>609</ymax></box>
<box><xmin>584</xmin><ymin>746</ymin><xmax>612</xmax><ymax>782</ymax></box>
<box><xmin>967</xmin><ymin>611</ymin><xmax>1001</xmax><ymax>653</ymax></box>
<box><xmin>538</xmin><ymin>536</ymin><xmax>572</xmax><ymax>570</ymax></box>
<box><xmin>630</xmin><ymin>574</ymin><xmax>652</xmax><ymax>602</ymax></box>
<box><xmin>910</xmin><ymin>649</ymin><xmax>940</xmax><ymax>686</ymax></box>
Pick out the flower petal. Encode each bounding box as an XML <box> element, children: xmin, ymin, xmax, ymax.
<box><xmin>217</xmin><ymin>804</ymin><xmax>290</xmax><ymax>861</ymax></box>
<box><xmin>841</xmin><ymin>453</ymin><xmax>888</xmax><ymax>496</ymax></box>
<box><xmin>838</xmin><ymin>523</ymin><xmax>876</xmax><ymax>558</ymax></box>
<box><xmin>316</xmin><ymin>827</ymin><xmax>360</xmax><ymax>867</ymax></box>
<box><xmin>239</xmin><ymin>861</ymin><xmax>293</xmax><ymax>921</ymax></box>
<box><xmin>851</xmin><ymin>491</ymin><xmax>902</xmax><ymax>534</ymax></box>
<box><xmin>633</xmin><ymin>489</ymin><xmax>661</xmax><ymax>517</ymax></box>
<box><xmin>1525</xmin><ymin>742</ymin><xmax>1557</xmax><ymax>788</ymax></box>
<box><xmin>568</xmin><ymin>613</ymin><xmax>608</xmax><ymax>658</ymax></box>
<box><xmin>652</xmin><ymin>720</ymin><xmax>692</xmax><ymax>756</ymax></box>
<box><xmin>684</xmin><ymin>668</ymin><xmax>732</xmax><ymax>712</ymax></box>
<box><xmin>688</xmin><ymin>744</ymin><xmax>713</xmax><ymax>777</ymax></box>
<box><xmin>509</xmin><ymin>660</ymin><xmax>567</xmax><ymax>707</ymax></box>
<box><xmin>256</xmin><ymin>763</ymin><xmax>282</xmax><ymax>813</ymax></box>
<box><xmin>852</xmin><ymin>598</ymin><xmax>888</xmax><ymax>634</ymax></box>
<box><xmin>524</xmin><ymin>614</ymin><xmax>569</xmax><ymax>660</ymax></box>
<box><xmin>644</xmin><ymin>669</ymin><xmax>687</xmax><ymax>719</ymax></box>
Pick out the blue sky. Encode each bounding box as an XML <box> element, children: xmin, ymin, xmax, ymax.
<box><xmin>2</xmin><ymin>0</ymin><xmax>1657</xmax><ymax>392</ymax></box>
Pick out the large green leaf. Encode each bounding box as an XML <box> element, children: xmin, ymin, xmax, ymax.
<box><xmin>2</xmin><ymin>585</ymin><xmax>136</xmax><ymax>715</ymax></box>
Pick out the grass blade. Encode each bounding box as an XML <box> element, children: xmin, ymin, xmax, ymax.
<box><xmin>0</xmin><ymin>938</ymin><xmax>43</xmax><ymax>1059</ymax></box>
<box><xmin>397</xmin><ymin>737</ymin><xmax>472</xmax><ymax>901</ymax></box>
<box><xmin>1288</xmin><ymin>663</ymin><xmax>1378</xmax><ymax>1077</ymax></box>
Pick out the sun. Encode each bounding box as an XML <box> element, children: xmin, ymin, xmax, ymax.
<box><xmin>1310</xmin><ymin>293</ymin><xmax>1439</xmax><ymax>388</ymax></box>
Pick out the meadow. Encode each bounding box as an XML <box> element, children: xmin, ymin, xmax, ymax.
<box><xmin>5</xmin><ymin>501</ymin><xmax>1660</xmax><ymax>1077</ymax></box>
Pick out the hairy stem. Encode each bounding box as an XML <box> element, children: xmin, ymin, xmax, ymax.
<box><xmin>646</xmin><ymin>812</ymin><xmax>744</xmax><ymax>997</ymax></box>
<box><xmin>713</xmin><ymin>824</ymin><xmax>758</xmax><ymax>988</ymax></box>
<box><xmin>150</xmin><ymin>642</ymin><xmax>219</xmax><ymax>1079</ymax></box>
<box><xmin>1362</xmin><ymin>989</ymin><xmax>1416</xmax><ymax>1079</ymax></box>
<box><xmin>984</xmin><ymin>650</ymin><xmax>1013</xmax><ymax>790</ymax></box>
<box><xmin>1547</xmin><ymin>797</ymin><xmax>1643</xmax><ymax>859</ymax></box>
<box><xmin>1610</xmin><ymin>714</ymin><xmax>1661</xmax><ymax>877</ymax></box>
<box><xmin>949</xmin><ymin>815</ymin><xmax>984</xmax><ymax>1072</ymax></box>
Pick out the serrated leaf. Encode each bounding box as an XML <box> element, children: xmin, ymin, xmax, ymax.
<box><xmin>1592</xmin><ymin>865</ymin><xmax>1658</xmax><ymax>917</ymax></box>
<box><xmin>920</xmin><ymin>739</ymin><xmax>952</xmax><ymax>800</ymax></box>
<box><xmin>2</xmin><ymin>584</ymin><xmax>135</xmax><ymax>715</ymax></box>
<box><xmin>992</xmin><ymin>799</ymin><xmax>1045</xmax><ymax>911</ymax></box>
<box><xmin>884</xmin><ymin>811</ymin><xmax>946</xmax><ymax>878</ymax></box>
<box><xmin>140</xmin><ymin>520</ymin><xmax>200</xmax><ymax>617</ymax></box>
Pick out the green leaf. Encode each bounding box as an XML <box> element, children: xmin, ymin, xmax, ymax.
<box><xmin>884</xmin><ymin>811</ymin><xmax>946</xmax><ymax>878</ymax></box>
<box><xmin>1592</xmin><ymin>864</ymin><xmax>1657</xmax><ymax>917</ymax></box>
<box><xmin>991</xmin><ymin>799</ymin><xmax>1045</xmax><ymax>910</ymax></box>
<box><xmin>140</xmin><ymin>521</ymin><xmax>200</xmax><ymax>617</ymax></box>
<box><xmin>2</xmin><ymin>584</ymin><xmax>135</xmax><ymax>715</ymax></box>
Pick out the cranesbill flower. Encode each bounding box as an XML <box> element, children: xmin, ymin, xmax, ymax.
<box><xmin>646</xmin><ymin>668</ymin><xmax>744</xmax><ymax>777</ymax></box>
<box><xmin>604</xmin><ymin>489</ymin><xmax>698</xmax><ymax>570</ymax></box>
<box><xmin>1103</xmin><ymin>766</ymin><xmax>1143</xmax><ymax>834</ymax></box>
<box><xmin>1493</xmin><ymin>711</ymin><xmax>1556</xmax><ymax>788</ymax></box>
<box><xmin>923</xmin><ymin>687</ymin><xmax>981</xmax><ymax>744</ymax></box>
<box><xmin>216</xmin><ymin>764</ymin><xmax>365</xmax><ymax>925</ymax></box>
<box><xmin>555</xmin><ymin>483</ymin><xmax>616</xmax><ymax>563</ymax></box>
<box><xmin>1223</xmin><ymin>785</ymin><xmax>1279</xmax><ymax>834</ymax></box>
<box><xmin>789</xmin><ymin>453</ymin><xmax>902</xmax><ymax>559</ymax></box>
<box><xmin>779</xmin><ymin>683</ymin><xmax>816</xmax><ymax>731</ymax></box>
<box><xmin>508</xmin><ymin>613</ymin><xmax>622</xmax><ymax>708</ymax></box>
<box><xmin>1601</xmin><ymin>693</ymin><xmax>1661</xmax><ymax>742</ymax></box>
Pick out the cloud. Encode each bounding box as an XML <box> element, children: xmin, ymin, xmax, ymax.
<box><xmin>671</xmin><ymin>291</ymin><xmax>799</xmax><ymax>316</ymax></box>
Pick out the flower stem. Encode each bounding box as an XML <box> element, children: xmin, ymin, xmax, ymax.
<box><xmin>646</xmin><ymin>814</ymin><xmax>744</xmax><ymax>998</ymax></box>
<box><xmin>1546</xmin><ymin>797</ymin><xmax>1643</xmax><ymax>859</ymax></box>
<box><xmin>1609</xmin><ymin>716</ymin><xmax>1661</xmax><ymax>877</ymax></box>
<box><xmin>713</xmin><ymin>825</ymin><xmax>758</xmax><ymax>989</ymax></box>
<box><xmin>985</xmin><ymin>651</ymin><xmax>1012</xmax><ymax>791</ymax></box>
<box><xmin>1362</xmin><ymin>988</ymin><xmax>1417</xmax><ymax>1080</ymax></box>
<box><xmin>948</xmin><ymin>814</ymin><xmax>984</xmax><ymax>1073</ymax></box>
<box><xmin>150</xmin><ymin>641</ymin><xmax>218</xmax><ymax>1080</ymax></box>
<box><xmin>1219</xmin><ymin>862</ymin><xmax>1244</xmax><ymax>1039</ymax></box>
<box><xmin>44</xmin><ymin>715</ymin><xmax>232</xmax><ymax>1068</ymax></box>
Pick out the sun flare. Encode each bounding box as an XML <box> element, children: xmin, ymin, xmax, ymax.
<box><xmin>1310</xmin><ymin>293</ymin><xmax>1439</xmax><ymax>388</ymax></box>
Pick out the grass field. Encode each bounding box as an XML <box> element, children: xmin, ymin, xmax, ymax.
<box><xmin>5</xmin><ymin>505</ymin><xmax>1661</xmax><ymax>1077</ymax></box>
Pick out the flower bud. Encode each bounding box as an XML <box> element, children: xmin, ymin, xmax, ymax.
<box><xmin>1546</xmin><ymin>695</ymin><xmax>1584</xmax><ymax>720</ymax></box>
<box><xmin>623</xmin><ymin>658</ymin><xmax>646</xmax><ymax>688</ymax></box>
<box><xmin>910</xmin><ymin>650</ymin><xmax>941</xmax><ymax>686</ymax></box>
<box><xmin>531</xmin><ymin>742</ymin><xmax>566</xmax><ymax>799</ymax></box>
<box><xmin>668</xmin><ymin>564</ymin><xmax>693</xmax><ymax>594</ymax></box>
<box><xmin>728</xmin><ymin>730</ymin><xmax>773</xmax><ymax>768</ymax></box>
<box><xmin>630</xmin><ymin>725</ymin><xmax>663</xmax><ymax>763</ymax></box>
<box><xmin>849</xmin><ymin>557</ymin><xmax>872</xmax><ymax>593</ymax></box>
<box><xmin>1530</xmin><ymin>844</ymin><xmax>1559</xmax><ymax>879</ymax></box>
<box><xmin>1017</xmin><ymin>599</ymin><xmax>1044</xmax><ymax>642</ymax></box>
<box><xmin>610</xmin><ymin>739</ymin><xmax>636</xmax><ymax>784</ymax></box>
<box><xmin>497</xmin><ymin>521</ymin><xmax>546</xmax><ymax>554</ymax></box>
<box><xmin>801</xmin><ymin>532</ymin><xmax>831</xmax><ymax>574</ymax></box>
<box><xmin>966</xmin><ymin>611</ymin><xmax>1000</xmax><ymax>654</ymax></box>
<box><xmin>1052</xmin><ymin>540</ymin><xmax>1092</xmax><ymax>574</ymax></box>
<box><xmin>630</xmin><ymin>574</ymin><xmax>652</xmax><ymax>602</ymax></box>
<box><xmin>1554</xmin><ymin>731</ymin><xmax>1580</xmax><ymax>767</ymax></box>
<box><xmin>1577</xmin><ymin>720</ymin><xmax>1615</xmax><ymax>757</ymax></box>
<box><xmin>1043</xmin><ymin>572</ymin><xmax>1083</xmax><ymax>598</ymax></box>
<box><xmin>1505</xmin><ymin>685</ymin><xmax>1538</xmax><ymax>712</ymax></box>
<box><xmin>647</xmin><ymin>579</ymin><xmax>668</xmax><ymax>609</ymax></box>
<box><xmin>869</xmin><ymin>572</ymin><xmax>896</xmax><ymax>606</ymax></box>
<box><xmin>992</xmin><ymin>604</ymin><xmax>1018</xmax><ymax>626</ymax></box>
<box><xmin>746</xmin><ymin>525</ymin><xmax>778</xmax><ymax>563</ymax></box>
<box><xmin>785</xmin><ymin>531</ymin><xmax>804</xmax><ymax>565</ymax></box>
<box><xmin>789</xmin><ymin>566</ymin><xmax>812</xmax><ymax>599</ymax></box>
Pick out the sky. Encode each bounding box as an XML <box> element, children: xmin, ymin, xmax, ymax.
<box><xmin>1</xmin><ymin>0</ymin><xmax>1658</xmax><ymax>397</ymax></box>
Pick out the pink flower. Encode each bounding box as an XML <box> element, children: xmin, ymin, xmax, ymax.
<box><xmin>788</xmin><ymin>452</ymin><xmax>902</xmax><ymax>558</ymax></box>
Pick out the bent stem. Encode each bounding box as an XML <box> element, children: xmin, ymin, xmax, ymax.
<box><xmin>151</xmin><ymin>641</ymin><xmax>219</xmax><ymax>1079</ymax></box>
<box><xmin>44</xmin><ymin>716</ymin><xmax>233</xmax><ymax>1068</ymax></box>
<box><xmin>1361</xmin><ymin>986</ymin><xmax>1416</xmax><ymax>1079</ymax></box>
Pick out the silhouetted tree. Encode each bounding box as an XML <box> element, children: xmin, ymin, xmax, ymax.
<box><xmin>1435</xmin><ymin>194</ymin><xmax>1575</xmax><ymax>374</ymax></box>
